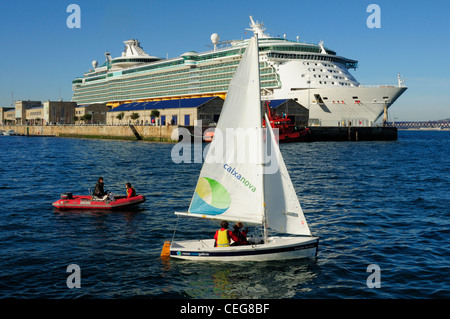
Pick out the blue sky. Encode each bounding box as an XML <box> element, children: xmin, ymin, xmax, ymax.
<box><xmin>0</xmin><ymin>0</ymin><xmax>449</xmax><ymax>121</ymax></box>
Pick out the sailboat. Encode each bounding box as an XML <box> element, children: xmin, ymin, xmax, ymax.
<box><xmin>164</xmin><ymin>36</ymin><xmax>319</xmax><ymax>261</ymax></box>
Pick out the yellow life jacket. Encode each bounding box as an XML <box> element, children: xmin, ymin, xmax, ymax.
<box><xmin>217</xmin><ymin>229</ymin><xmax>230</xmax><ymax>247</ymax></box>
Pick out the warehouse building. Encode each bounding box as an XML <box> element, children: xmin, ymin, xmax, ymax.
<box><xmin>107</xmin><ymin>96</ymin><xmax>224</xmax><ymax>126</ymax></box>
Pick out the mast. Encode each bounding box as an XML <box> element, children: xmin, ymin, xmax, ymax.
<box><xmin>177</xmin><ymin>35</ymin><xmax>266</xmax><ymax>226</ymax></box>
<box><xmin>255</xmin><ymin>34</ymin><xmax>269</xmax><ymax>243</ymax></box>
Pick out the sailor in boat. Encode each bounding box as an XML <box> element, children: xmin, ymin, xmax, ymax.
<box><xmin>126</xmin><ymin>182</ymin><xmax>137</xmax><ymax>198</ymax></box>
<box><xmin>214</xmin><ymin>221</ymin><xmax>239</xmax><ymax>247</ymax></box>
<box><xmin>93</xmin><ymin>177</ymin><xmax>108</xmax><ymax>200</ymax></box>
<box><xmin>231</xmin><ymin>222</ymin><xmax>249</xmax><ymax>246</ymax></box>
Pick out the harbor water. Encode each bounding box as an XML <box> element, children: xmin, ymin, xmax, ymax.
<box><xmin>0</xmin><ymin>131</ymin><xmax>448</xmax><ymax>299</ymax></box>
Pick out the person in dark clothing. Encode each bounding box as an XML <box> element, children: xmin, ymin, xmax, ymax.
<box><xmin>231</xmin><ymin>222</ymin><xmax>249</xmax><ymax>246</ymax></box>
<box><xmin>93</xmin><ymin>177</ymin><xmax>108</xmax><ymax>199</ymax></box>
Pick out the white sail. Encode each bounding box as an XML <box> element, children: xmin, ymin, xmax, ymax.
<box><xmin>263</xmin><ymin>113</ymin><xmax>311</xmax><ymax>236</ymax></box>
<box><xmin>179</xmin><ymin>36</ymin><xmax>265</xmax><ymax>225</ymax></box>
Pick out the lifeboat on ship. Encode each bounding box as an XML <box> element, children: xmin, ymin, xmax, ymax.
<box><xmin>52</xmin><ymin>192</ymin><xmax>146</xmax><ymax>210</ymax></box>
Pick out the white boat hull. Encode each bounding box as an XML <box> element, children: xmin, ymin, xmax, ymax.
<box><xmin>169</xmin><ymin>236</ymin><xmax>319</xmax><ymax>261</ymax></box>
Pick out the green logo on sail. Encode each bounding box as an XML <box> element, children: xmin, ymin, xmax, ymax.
<box><xmin>223</xmin><ymin>164</ymin><xmax>256</xmax><ymax>192</ymax></box>
<box><xmin>190</xmin><ymin>177</ymin><xmax>231</xmax><ymax>215</ymax></box>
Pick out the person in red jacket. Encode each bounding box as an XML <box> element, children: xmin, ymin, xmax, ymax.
<box><xmin>126</xmin><ymin>182</ymin><xmax>136</xmax><ymax>198</ymax></box>
<box><xmin>214</xmin><ymin>221</ymin><xmax>238</xmax><ymax>247</ymax></box>
<box><xmin>231</xmin><ymin>222</ymin><xmax>249</xmax><ymax>246</ymax></box>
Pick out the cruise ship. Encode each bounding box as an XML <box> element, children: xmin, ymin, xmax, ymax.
<box><xmin>72</xmin><ymin>17</ymin><xmax>407</xmax><ymax>126</ymax></box>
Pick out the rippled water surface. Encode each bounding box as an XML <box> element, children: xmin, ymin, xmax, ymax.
<box><xmin>0</xmin><ymin>131</ymin><xmax>448</xmax><ymax>299</ymax></box>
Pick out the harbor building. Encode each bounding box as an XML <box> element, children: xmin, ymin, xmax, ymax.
<box><xmin>106</xmin><ymin>96</ymin><xmax>224</xmax><ymax>126</ymax></box>
<box><xmin>42</xmin><ymin>101</ymin><xmax>77</xmax><ymax>125</ymax></box>
<box><xmin>0</xmin><ymin>107</ymin><xmax>15</xmax><ymax>124</ymax></box>
<box><xmin>15</xmin><ymin>100</ymin><xmax>42</xmax><ymax>125</ymax></box>
<box><xmin>106</xmin><ymin>96</ymin><xmax>309</xmax><ymax>128</ymax></box>
<box><xmin>26</xmin><ymin>106</ymin><xmax>44</xmax><ymax>125</ymax></box>
<box><xmin>75</xmin><ymin>103</ymin><xmax>110</xmax><ymax>124</ymax></box>
<box><xmin>12</xmin><ymin>100</ymin><xmax>77</xmax><ymax>125</ymax></box>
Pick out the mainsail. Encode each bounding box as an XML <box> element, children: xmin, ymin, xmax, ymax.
<box><xmin>179</xmin><ymin>36</ymin><xmax>265</xmax><ymax>225</ymax></box>
<box><xmin>177</xmin><ymin>36</ymin><xmax>311</xmax><ymax>236</ymax></box>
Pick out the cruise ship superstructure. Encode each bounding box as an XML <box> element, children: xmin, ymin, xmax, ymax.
<box><xmin>72</xmin><ymin>17</ymin><xmax>407</xmax><ymax>126</ymax></box>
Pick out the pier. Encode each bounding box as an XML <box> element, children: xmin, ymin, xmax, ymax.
<box><xmin>306</xmin><ymin>126</ymin><xmax>397</xmax><ymax>141</ymax></box>
<box><xmin>0</xmin><ymin>125</ymin><xmax>397</xmax><ymax>142</ymax></box>
<box><xmin>1</xmin><ymin>124</ymin><xmax>397</xmax><ymax>142</ymax></box>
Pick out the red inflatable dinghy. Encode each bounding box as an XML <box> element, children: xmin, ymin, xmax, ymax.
<box><xmin>52</xmin><ymin>192</ymin><xmax>145</xmax><ymax>210</ymax></box>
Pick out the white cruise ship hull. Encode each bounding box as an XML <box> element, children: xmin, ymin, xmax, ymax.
<box><xmin>276</xmin><ymin>86</ymin><xmax>407</xmax><ymax>126</ymax></box>
<box><xmin>265</xmin><ymin>58</ymin><xmax>407</xmax><ymax>126</ymax></box>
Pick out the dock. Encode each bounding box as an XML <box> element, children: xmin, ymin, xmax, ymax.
<box><xmin>176</xmin><ymin>125</ymin><xmax>397</xmax><ymax>142</ymax></box>
<box><xmin>1</xmin><ymin>124</ymin><xmax>397</xmax><ymax>142</ymax></box>
<box><xmin>306</xmin><ymin>126</ymin><xmax>397</xmax><ymax>141</ymax></box>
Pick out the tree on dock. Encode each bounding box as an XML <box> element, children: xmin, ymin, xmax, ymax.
<box><xmin>81</xmin><ymin>114</ymin><xmax>92</xmax><ymax>124</ymax></box>
<box><xmin>116</xmin><ymin>112</ymin><xmax>125</xmax><ymax>124</ymax></box>
<box><xmin>130</xmin><ymin>112</ymin><xmax>140</xmax><ymax>124</ymax></box>
<box><xmin>150</xmin><ymin>110</ymin><xmax>160</xmax><ymax>125</ymax></box>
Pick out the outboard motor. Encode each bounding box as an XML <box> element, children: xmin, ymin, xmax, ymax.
<box><xmin>61</xmin><ymin>192</ymin><xmax>73</xmax><ymax>199</ymax></box>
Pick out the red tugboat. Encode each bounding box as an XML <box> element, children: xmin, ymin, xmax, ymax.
<box><xmin>203</xmin><ymin>102</ymin><xmax>311</xmax><ymax>143</ymax></box>
<box><xmin>52</xmin><ymin>192</ymin><xmax>145</xmax><ymax>210</ymax></box>
<box><xmin>262</xmin><ymin>102</ymin><xmax>311</xmax><ymax>143</ymax></box>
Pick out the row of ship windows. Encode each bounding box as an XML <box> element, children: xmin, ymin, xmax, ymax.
<box><xmin>304</xmin><ymin>62</ymin><xmax>337</xmax><ymax>68</ymax></box>
<box><xmin>316</xmin><ymin>81</ymin><xmax>353</xmax><ymax>86</ymax></box>
<box><xmin>308</xmin><ymin>68</ymin><xmax>342</xmax><ymax>74</ymax></box>
<box><xmin>268</xmin><ymin>52</ymin><xmax>358</xmax><ymax>68</ymax></box>
<box><xmin>74</xmin><ymin>72</ymin><xmax>278</xmax><ymax>99</ymax></box>
<box><xmin>113</xmin><ymin>74</ymin><xmax>277</xmax><ymax>92</ymax></box>
<box><xmin>261</xmin><ymin>45</ymin><xmax>333</xmax><ymax>55</ymax></box>
<box><xmin>73</xmin><ymin>60</ymin><xmax>278</xmax><ymax>99</ymax></box>
<box><xmin>87</xmin><ymin>59</ymin><xmax>271</xmax><ymax>88</ymax></box>
<box><xmin>313</xmin><ymin>74</ymin><xmax>348</xmax><ymax>80</ymax></box>
<box><xmin>117</xmin><ymin>60</ymin><xmax>274</xmax><ymax>85</ymax></box>
<box><xmin>121</xmin><ymin>60</ymin><xmax>240</xmax><ymax>82</ymax></box>
<box><xmin>122</xmin><ymin>59</ymin><xmax>185</xmax><ymax>76</ymax></box>
<box><xmin>108</xmin><ymin>63</ymin><xmax>239</xmax><ymax>86</ymax></box>
<box><xmin>74</xmin><ymin>80</ymin><xmax>281</xmax><ymax>103</ymax></box>
<box><xmin>75</xmin><ymin>66</ymin><xmax>277</xmax><ymax>95</ymax></box>
<box><xmin>74</xmin><ymin>78</ymin><xmax>280</xmax><ymax>101</ymax></box>
<box><xmin>76</xmin><ymin>60</ymin><xmax>275</xmax><ymax>89</ymax></box>
<box><xmin>111</xmin><ymin>69</ymin><xmax>237</xmax><ymax>87</ymax></box>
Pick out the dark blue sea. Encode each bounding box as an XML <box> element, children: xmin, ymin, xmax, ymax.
<box><xmin>0</xmin><ymin>131</ymin><xmax>448</xmax><ymax>301</ymax></box>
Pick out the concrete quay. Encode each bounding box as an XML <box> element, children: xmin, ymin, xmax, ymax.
<box><xmin>1</xmin><ymin>124</ymin><xmax>177</xmax><ymax>141</ymax></box>
<box><xmin>2</xmin><ymin>124</ymin><xmax>397</xmax><ymax>142</ymax></box>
